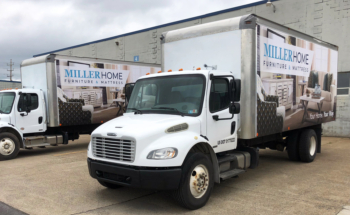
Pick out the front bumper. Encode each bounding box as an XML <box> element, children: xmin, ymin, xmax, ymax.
<box><xmin>87</xmin><ymin>158</ymin><xmax>182</xmax><ymax>190</ymax></box>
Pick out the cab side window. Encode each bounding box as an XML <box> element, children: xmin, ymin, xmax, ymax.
<box><xmin>209</xmin><ymin>79</ymin><xmax>230</xmax><ymax>112</ymax></box>
<box><xmin>18</xmin><ymin>93</ymin><xmax>39</xmax><ymax>112</ymax></box>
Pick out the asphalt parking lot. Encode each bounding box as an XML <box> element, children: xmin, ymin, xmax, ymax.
<box><xmin>0</xmin><ymin>135</ymin><xmax>349</xmax><ymax>215</ymax></box>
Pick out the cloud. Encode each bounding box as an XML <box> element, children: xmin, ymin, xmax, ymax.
<box><xmin>0</xmin><ymin>0</ymin><xmax>261</xmax><ymax>81</ymax></box>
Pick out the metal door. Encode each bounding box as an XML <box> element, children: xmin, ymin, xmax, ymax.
<box><xmin>15</xmin><ymin>92</ymin><xmax>46</xmax><ymax>134</ymax></box>
<box><xmin>206</xmin><ymin>76</ymin><xmax>237</xmax><ymax>153</ymax></box>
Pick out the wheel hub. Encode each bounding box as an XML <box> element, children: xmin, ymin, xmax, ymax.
<box><xmin>0</xmin><ymin>138</ymin><xmax>15</xmax><ymax>155</ymax></box>
<box><xmin>190</xmin><ymin>164</ymin><xmax>209</xmax><ymax>199</ymax></box>
<box><xmin>309</xmin><ymin>136</ymin><xmax>316</xmax><ymax>156</ymax></box>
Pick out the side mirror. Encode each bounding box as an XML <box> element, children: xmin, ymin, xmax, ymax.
<box><xmin>26</xmin><ymin>94</ymin><xmax>32</xmax><ymax>113</ymax></box>
<box><xmin>213</xmin><ymin>103</ymin><xmax>240</xmax><ymax>121</ymax></box>
<box><xmin>229</xmin><ymin>103</ymin><xmax>240</xmax><ymax>114</ymax></box>
<box><xmin>125</xmin><ymin>83</ymin><xmax>135</xmax><ymax>102</ymax></box>
<box><xmin>234</xmin><ymin>79</ymin><xmax>241</xmax><ymax>102</ymax></box>
<box><xmin>230</xmin><ymin>78</ymin><xmax>241</xmax><ymax>102</ymax></box>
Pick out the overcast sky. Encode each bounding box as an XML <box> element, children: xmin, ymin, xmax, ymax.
<box><xmin>0</xmin><ymin>0</ymin><xmax>262</xmax><ymax>81</ymax></box>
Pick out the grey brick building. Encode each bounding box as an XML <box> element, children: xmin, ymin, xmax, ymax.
<box><xmin>0</xmin><ymin>80</ymin><xmax>21</xmax><ymax>90</ymax></box>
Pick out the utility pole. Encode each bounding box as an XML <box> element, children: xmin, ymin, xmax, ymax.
<box><xmin>7</xmin><ymin>59</ymin><xmax>14</xmax><ymax>81</ymax></box>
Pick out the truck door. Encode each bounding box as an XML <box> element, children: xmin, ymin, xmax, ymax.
<box><xmin>206</xmin><ymin>76</ymin><xmax>238</xmax><ymax>153</ymax></box>
<box><xmin>15</xmin><ymin>92</ymin><xmax>46</xmax><ymax>134</ymax></box>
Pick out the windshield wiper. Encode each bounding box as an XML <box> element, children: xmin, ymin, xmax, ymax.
<box><xmin>128</xmin><ymin>108</ymin><xmax>143</xmax><ymax>115</ymax></box>
<box><xmin>152</xmin><ymin>107</ymin><xmax>184</xmax><ymax>117</ymax></box>
<box><xmin>0</xmin><ymin>109</ymin><xmax>4</xmax><ymax>114</ymax></box>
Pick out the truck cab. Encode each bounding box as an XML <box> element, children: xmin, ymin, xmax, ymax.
<box><xmin>0</xmin><ymin>89</ymin><xmax>47</xmax><ymax>160</ymax></box>
<box><xmin>87</xmin><ymin>70</ymin><xmax>246</xmax><ymax>209</ymax></box>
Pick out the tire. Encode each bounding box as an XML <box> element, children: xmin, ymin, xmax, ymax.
<box><xmin>0</xmin><ymin>132</ymin><xmax>20</xmax><ymax>161</ymax></box>
<box><xmin>98</xmin><ymin>180</ymin><xmax>123</xmax><ymax>189</ymax></box>
<box><xmin>298</xmin><ymin>129</ymin><xmax>317</xmax><ymax>163</ymax></box>
<box><xmin>287</xmin><ymin>132</ymin><xmax>300</xmax><ymax>161</ymax></box>
<box><xmin>172</xmin><ymin>153</ymin><xmax>214</xmax><ymax>210</ymax></box>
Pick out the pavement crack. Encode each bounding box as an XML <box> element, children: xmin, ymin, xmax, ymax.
<box><xmin>70</xmin><ymin>191</ymin><xmax>157</xmax><ymax>215</ymax></box>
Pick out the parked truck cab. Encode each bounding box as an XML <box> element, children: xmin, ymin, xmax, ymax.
<box><xmin>0</xmin><ymin>89</ymin><xmax>48</xmax><ymax>160</ymax></box>
<box><xmin>87</xmin><ymin>70</ymin><xmax>244</xmax><ymax>209</ymax></box>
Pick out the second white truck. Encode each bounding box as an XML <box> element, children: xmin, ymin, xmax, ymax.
<box><xmin>0</xmin><ymin>55</ymin><xmax>159</xmax><ymax>160</ymax></box>
<box><xmin>87</xmin><ymin>14</ymin><xmax>338</xmax><ymax>209</ymax></box>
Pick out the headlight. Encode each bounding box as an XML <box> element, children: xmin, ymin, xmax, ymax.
<box><xmin>147</xmin><ymin>147</ymin><xmax>178</xmax><ymax>160</ymax></box>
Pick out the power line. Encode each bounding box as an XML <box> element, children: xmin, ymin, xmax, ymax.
<box><xmin>7</xmin><ymin>59</ymin><xmax>14</xmax><ymax>81</ymax></box>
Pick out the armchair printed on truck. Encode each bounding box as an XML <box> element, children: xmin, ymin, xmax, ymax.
<box><xmin>57</xmin><ymin>87</ymin><xmax>93</xmax><ymax>126</ymax></box>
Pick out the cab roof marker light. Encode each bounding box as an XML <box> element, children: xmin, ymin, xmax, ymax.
<box><xmin>158</xmin><ymin>71</ymin><xmax>162</xmax><ymax>73</ymax></box>
<box><xmin>146</xmin><ymin>73</ymin><xmax>150</xmax><ymax>75</ymax></box>
<box><xmin>179</xmin><ymin>68</ymin><xmax>183</xmax><ymax>71</ymax></box>
<box><xmin>168</xmin><ymin>69</ymin><xmax>172</xmax><ymax>72</ymax></box>
<box><xmin>196</xmin><ymin>67</ymin><xmax>201</xmax><ymax>70</ymax></box>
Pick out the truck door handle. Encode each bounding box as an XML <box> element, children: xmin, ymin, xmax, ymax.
<box><xmin>231</xmin><ymin>121</ymin><xmax>236</xmax><ymax>134</ymax></box>
<box><xmin>38</xmin><ymin>116</ymin><xmax>43</xmax><ymax>124</ymax></box>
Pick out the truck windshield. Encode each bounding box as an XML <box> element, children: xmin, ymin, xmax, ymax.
<box><xmin>126</xmin><ymin>75</ymin><xmax>205</xmax><ymax>116</ymax></box>
<box><xmin>0</xmin><ymin>92</ymin><xmax>16</xmax><ymax>114</ymax></box>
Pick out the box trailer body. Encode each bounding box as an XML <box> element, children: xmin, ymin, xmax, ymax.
<box><xmin>161</xmin><ymin>14</ymin><xmax>338</xmax><ymax>141</ymax></box>
<box><xmin>0</xmin><ymin>54</ymin><xmax>159</xmax><ymax>160</ymax></box>
<box><xmin>86</xmin><ymin>14</ymin><xmax>338</xmax><ymax>209</ymax></box>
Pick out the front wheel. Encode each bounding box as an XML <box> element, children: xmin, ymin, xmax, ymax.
<box><xmin>0</xmin><ymin>132</ymin><xmax>20</xmax><ymax>161</ymax></box>
<box><xmin>172</xmin><ymin>153</ymin><xmax>214</xmax><ymax>210</ymax></box>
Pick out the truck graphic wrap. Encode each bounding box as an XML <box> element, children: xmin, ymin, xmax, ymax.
<box><xmin>256</xmin><ymin>24</ymin><xmax>338</xmax><ymax>135</ymax></box>
<box><xmin>55</xmin><ymin>58</ymin><xmax>160</xmax><ymax>126</ymax></box>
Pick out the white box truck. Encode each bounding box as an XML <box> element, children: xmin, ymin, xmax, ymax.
<box><xmin>87</xmin><ymin>14</ymin><xmax>338</xmax><ymax>209</ymax></box>
<box><xmin>0</xmin><ymin>54</ymin><xmax>159</xmax><ymax>160</ymax></box>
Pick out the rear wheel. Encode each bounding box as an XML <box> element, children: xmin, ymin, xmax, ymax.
<box><xmin>0</xmin><ymin>132</ymin><xmax>20</xmax><ymax>161</ymax></box>
<box><xmin>299</xmin><ymin>129</ymin><xmax>317</xmax><ymax>163</ymax></box>
<box><xmin>98</xmin><ymin>180</ymin><xmax>123</xmax><ymax>189</ymax></box>
<box><xmin>172</xmin><ymin>153</ymin><xmax>214</xmax><ymax>210</ymax></box>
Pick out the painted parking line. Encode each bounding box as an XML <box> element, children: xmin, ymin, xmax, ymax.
<box><xmin>54</xmin><ymin>150</ymin><xmax>87</xmax><ymax>156</ymax></box>
<box><xmin>338</xmin><ymin>206</ymin><xmax>350</xmax><ymax>215</ymax></box>
<box><xmin>0</xmin><ymin>201</ymin><xmax>28</xmax><ymax>215</ymax></box>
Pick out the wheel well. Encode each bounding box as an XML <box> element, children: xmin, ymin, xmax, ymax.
<box><xmin>188</xmin><ymin>142</ymin><xmax>220</xmax><ymax>183</ymax></box>
<box><xmin>0</xmin><ymin>127</ymin><xmax>23</xmax><ymax>148</ymax></box>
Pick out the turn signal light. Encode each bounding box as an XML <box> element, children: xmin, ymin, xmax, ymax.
<box><xmin>196</xmin><ymin>67</ymin><xmax>201</xmax><ymax>70</ymax></box>
<box><xmin>179</xmin><ymin>68</ymin><xmax>183</xmax><ymax>71</ymax></box>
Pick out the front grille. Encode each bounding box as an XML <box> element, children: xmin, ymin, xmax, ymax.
<box><xmin>92</xmin><ymin>137</ymin><xmax>135</xmax><ymax>162</ymax></box>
